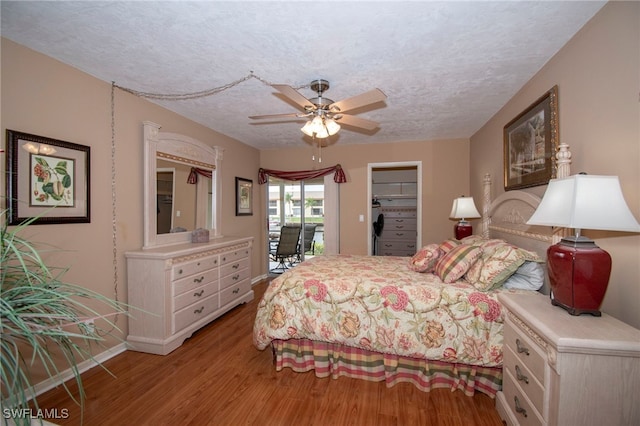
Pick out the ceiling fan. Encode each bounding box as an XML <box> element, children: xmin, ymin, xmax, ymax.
<box><xmin>249</xmin><ymin>79</ymin><xmax>387</xmax><ymax>138</ymax></box>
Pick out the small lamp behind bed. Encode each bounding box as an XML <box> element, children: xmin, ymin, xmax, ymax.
<box><xmin>450</xmin><ymin>196</ymin><xmax>481</xmax><ymax>239</ymax></box>
<box><xmin>527</xmin><ymin>174</ymin><xmax>640</xmax><ymax>316</ymax></box>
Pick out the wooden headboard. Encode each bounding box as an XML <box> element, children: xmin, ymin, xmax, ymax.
<box><xmin>478</xmin><ymin>142</ymin><xmax>572</xmax><ymax>295</ymax></box>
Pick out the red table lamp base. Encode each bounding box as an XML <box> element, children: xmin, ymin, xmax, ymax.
<box><xmin>454</xmin><ymin>221</ymin><xmax>473</xmax><ymax>240</ymax></box>
<box><xmin>547</xmin><ymin>236</ymin><xmax>612</xmax><ymax>316</ymax></box>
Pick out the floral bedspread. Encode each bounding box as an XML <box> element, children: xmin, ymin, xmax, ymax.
<box><xmin>253</xmin><ymin>255</ymin><xmax>524</xmax><ymax>367</ymax></box>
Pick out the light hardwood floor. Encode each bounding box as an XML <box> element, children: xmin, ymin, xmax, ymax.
<box><xmin>36</xmin><ymin>279</ymin><xmax>504</xmax><ymax>425</ymax></box>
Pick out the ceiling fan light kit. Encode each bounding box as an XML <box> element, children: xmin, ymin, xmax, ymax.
<box><xmin>301</xmin><ymin>115</ymin><xmax>340</xmax><ymax>138</ymax></box>
<box><xmin>250</xmin><ymin>79</ymin><xmax>386</xmax><ymax>141</ymax></box>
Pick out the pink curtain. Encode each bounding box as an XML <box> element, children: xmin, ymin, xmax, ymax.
<box><xmin>258</xmin><ymin>164</ymin><xmax>346</xmax><ymax>184</ymax></box>
<box><xmin>187</xmin><ymin>167</ymin><xmax>212</xmax><ymax>184</ymax></box>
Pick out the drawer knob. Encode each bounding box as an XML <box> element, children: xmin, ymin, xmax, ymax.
<box><xmin>233</xmin><ymin>287</ymin><xmax>240</xmax><ymax>294</ymax></box>
<box><xmin>178</xmin><ymin>269</ymin><xmax>183</xmax><ymax>275</ymax></box>
<box><xmin>193</xmin><ymin>290</ymin><xmax>204</xmax><ymax>297</ymax></box>
<box><xmin>516</xmin><ymin>338</ymin><xmax>530</xmax><ymax>356</ymax></box>
<box><xmin>232</xmin><ymin>274</ymin><xmax>240</xmax><ymax>280</ymax></box>
<box><xmin>194</xmin><ymin>306</ymin><xmax>204</xmax><ymax>314</ymax></box>
<box><xmin>232</xmin><ymin>263</ymin><xmax>240</xmax><ymax>269</ymax></box>
<box><xmin>514</xmin><ymin>396</ymin><xmax>528</xmax><ymax>418</ymax></box>
<box><xmin>194</xmin><ymin>276</ymin><xmax>204</xmax><ymax>283</ymax></box>
<box><xmin>515</xmin><ymin>365</ymin><xmax>529</xmax><ymax>384</ymax></box>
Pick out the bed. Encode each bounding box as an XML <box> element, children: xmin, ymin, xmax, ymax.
<box><xmin>253</xmin><ymin>154</ymin><xmax>572</xmax><ymax>398</ymax></box>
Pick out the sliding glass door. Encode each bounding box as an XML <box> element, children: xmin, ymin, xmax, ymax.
<box><xmin>267</xmin><ymin>177</ymin><xmax>325</xmax><ymax>273</ymax></box>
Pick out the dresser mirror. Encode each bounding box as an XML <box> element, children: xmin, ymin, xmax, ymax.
<box><xmin>143</xmin><ymin>121</ymin><xmax>222</xmax><ymax>249</ymax></box>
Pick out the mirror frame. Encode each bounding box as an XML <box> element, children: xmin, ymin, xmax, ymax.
<box><xmin>143</xmin><ymin>121</ymin><xmax>223</xmax><ymax>249</ymax></box>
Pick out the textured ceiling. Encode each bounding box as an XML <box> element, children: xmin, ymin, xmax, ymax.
<box><xmin>1</xmin><ymin>1</ymin><xmax>606</xmax><ymax>150</ymax></box>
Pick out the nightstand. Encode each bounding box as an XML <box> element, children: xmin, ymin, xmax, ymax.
<box><xmin>496</xmin><ymin>292</ymin><xmax>640</xmax><ymax>426</ymax></box>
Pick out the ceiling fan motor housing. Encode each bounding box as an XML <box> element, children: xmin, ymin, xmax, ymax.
<box><xmin>310</xmin><ymin>79</ymin><xmax>330</xmax><ymax>95</ymax></box>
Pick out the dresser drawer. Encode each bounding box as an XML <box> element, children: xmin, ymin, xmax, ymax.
<box><xmin>172</xmin><ymin>256</ymin><xmax>219</xmax><ymax>280</ymax></box>
<box><xmin>220</xmin><ymin>266</ymin><xmax>250</xmax><ymax>291</ymax></box>
<box><xmin>504</xmin><ymin>317</ymin><xmax>546</xmax><ymax>385</ymax></box>
<box><xmin>220</xmin><ymin>257</ymin><xmax>249</xmax><ymax>278</ymax></box>
<box><xmin>220</xmin><ymin>279</ymin><xmax>251</xmax><ymax>307</ymax></box>
<box><xmin>173</xmin><ymin>281</ymin><xmax>218</xmax><ymax>312</ymax></box>
<box><xmin>378</xmin><ymin>240</ymin><xmax>417</xmax><ymax>251</ymax></box>
<box><xmin>172</xmin><ymin>293</ymin><xmax>219</xmax><ymax>334</ymax></box>
<box><xmin>502</xmin><ymin>369</ymin><xmax>544</xmax><ymax>426</ymax></box>
<box><xmin>379</xmin><ymin>230</ymin><xmax>417</xmax><ymax>241</ymax></box>
<box><xmin>220</xmin><ymin>248</ymin><xmax>250</xmax><ymax>265</ymax></box>
<box><xmin>384</xmin><ymin>218</ymin><xmax>417</xmax><ymax>231</ymax></box>
<box><xmin>504</xmin><ymin>345</ymin><xmax>544</xmax><ymax>415</ymax></box>
<box><xmin>380</xmin><ymin>209</ymin><xmax>417</xmax><ymax>219</ymax></box>
<box><xmin>172</xmin><ymin>268</ymin><xmax>218</xmax><ymax>296</ymax></box>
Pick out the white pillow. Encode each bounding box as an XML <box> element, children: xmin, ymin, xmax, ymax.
<box><xmin>503</xmin><ymin>261</ymin><xmax>545</xmax><ymax>291</ymax></box>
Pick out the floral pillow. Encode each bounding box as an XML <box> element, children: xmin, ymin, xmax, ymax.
<box><xmin>434</xmin><ymin>244</ymin><xmax>482</xmax><ymax>283</ymax></box>
<box><xmin>408</xmin><ymin>244</ymin><xmax>442</xmax><ymax>273</ymax></box>
<box><xmin>466</xmin><ymin>243</ymin><xmax>541</xmax><ymax>291</ymax></box>
<box><xmin>460</xmin><ymin>235</ymin><xmax>485</xmax><ymax>245</ymax></box>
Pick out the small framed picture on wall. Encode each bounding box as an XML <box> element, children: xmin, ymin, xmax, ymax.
<box><xmin>235</xmin><ymin>177</ymin><xmax>253</xmax><ymax>216</ymax></box>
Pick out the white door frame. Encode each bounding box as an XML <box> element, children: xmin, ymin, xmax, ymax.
<box><xmin>367</xmin><ymin>161</ymin><xmax>422</xmax><ymax>255</ymax></box>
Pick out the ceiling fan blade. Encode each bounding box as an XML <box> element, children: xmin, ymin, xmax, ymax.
<box><xmin>330</xmin><ymin>88</ymin><xmax>387</xmax><ymax>113</ymax></box>
<box><xmin>249</xmin><ymin>112</ymin><xmax>305</xmax><ymax>120</ymax></box>
<box><xmin>335</xmin><ymin>114</ymin><xmax>380</xmax><ymax>131</ymax></box>
<box><xmin>272</xmin><ymin>84</ymin><xmax>316</xmax><ymax>111</ymax></box>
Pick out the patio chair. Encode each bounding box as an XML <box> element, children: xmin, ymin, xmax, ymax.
<box><xmin>293</xmin><ymin>223</ymin><xmax>317</xmax><ymax>263</ymax></box>
<box><xmin>269</xmin><ymin>225</ymin><xmax>301</xmax><ymax>274</ymax></box>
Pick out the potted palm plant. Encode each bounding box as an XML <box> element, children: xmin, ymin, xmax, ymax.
<box><xmin>1</xmin><ymin>209</ymin><xmax>128</xmax><ymax>425</ymax></box>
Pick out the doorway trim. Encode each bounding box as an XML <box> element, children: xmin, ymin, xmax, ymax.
<box><xmin>367</xmin><ymin>161</ymin><xmax>422</xmax><ymax>255</ymax></box>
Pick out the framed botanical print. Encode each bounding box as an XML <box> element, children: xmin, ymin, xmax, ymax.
<box><xmin>5</xmin><ymin>130</ymin><xmax>90</xmax><ymax>225</ymax></box>
<box><xmin>235</xmin><ymin>177</ymin><xmax>253</xmax><ymax>216</ymax></box>
<box><xmin>504</xmin><ymin>85</ymin><xmax>558</xmax><ymax>190</ymax></box>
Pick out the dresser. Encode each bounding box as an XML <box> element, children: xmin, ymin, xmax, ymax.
<box><xmin>377</xmin><ymin>207</ymin><xmax>417</xmax><ymax>256</ymax></box>
<box><xmin>126</xmin><ymin>236</ymin><xmax>253</xmax><ymax>355</ymax></box>
<box><xmin>497</xmin><ymin>293</ymin><xmax>640</xmax><ymax>426</ymax></box>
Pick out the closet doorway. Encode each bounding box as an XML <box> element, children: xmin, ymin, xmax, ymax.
<box><xmin>367</xmin><ymin>162</ymin><xmax>422</xmax><ymax>256</ymax></box>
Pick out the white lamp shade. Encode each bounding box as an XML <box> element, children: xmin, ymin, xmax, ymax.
<box><xmin>450</xmin><ymin>197</ymin><xmax>481</xmax><ymax>220</ymax></box>
<box><xmin>314</xmin><ymin>124</ymin><xmax>329</xmax><ymax>139</ymax></box>
<box><xmin>527</xmin><ymin>174</ymin><xmax>640</xmax><ymax>232</ymax></box>
<box><xmin>325</xmin><ymin>118</ymin><xmax>340</xmax><ymax>136</ymax></box>
<box><xmin>301</xmin><ymin>121</ymin><xmax>315</xmax><ymax>137</ymax></box>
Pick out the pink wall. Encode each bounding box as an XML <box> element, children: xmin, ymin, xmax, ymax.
<box><xmin>470</xmin><ymin>1</ymin><xmax>640</xmax><ymax>327</ymax></box>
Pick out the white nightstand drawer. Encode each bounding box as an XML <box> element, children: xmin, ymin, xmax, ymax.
<box><xmin>173</xmin><ymin>281</ymin><xmax>218</xmax><ymax>312</ymax></box>
<box><xmin>502</xmin><ymin>368</ymin><xmax>544</xmax><ymax>426</ymax></box>
<box><xmin>504</xmin><ymin>345</ymin><xmax>544</xmax><ymax>415</ymax></box>
<box><xmin>504</xmin><ymin>317</ymin><xmax>546</xmax><ymax>384</ymax></box>
<box><xmin>172</xmin><ymin>294</ymin><xmax>219</xmax><ymax>334</ymax></box>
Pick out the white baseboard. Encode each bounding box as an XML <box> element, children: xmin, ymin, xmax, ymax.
<box><xmin>252</xmin><ymin>274</ymin><xmax>268</xmax><ymax>284</ymax></box>
<box><xmin>33</xmin><ymin>343</ymin><xmax>128</xmax><ymax>398</ymax></box>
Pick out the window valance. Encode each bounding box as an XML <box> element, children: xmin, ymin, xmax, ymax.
<box><xmin>258</xmin><ymin>164</ymin><xmax>346</xmax><ymax>184</ymax></box>
<box><xmin>187</xmin><ymin>167</ymin><xmax>212</xmax><ymax>184</ymax></box>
